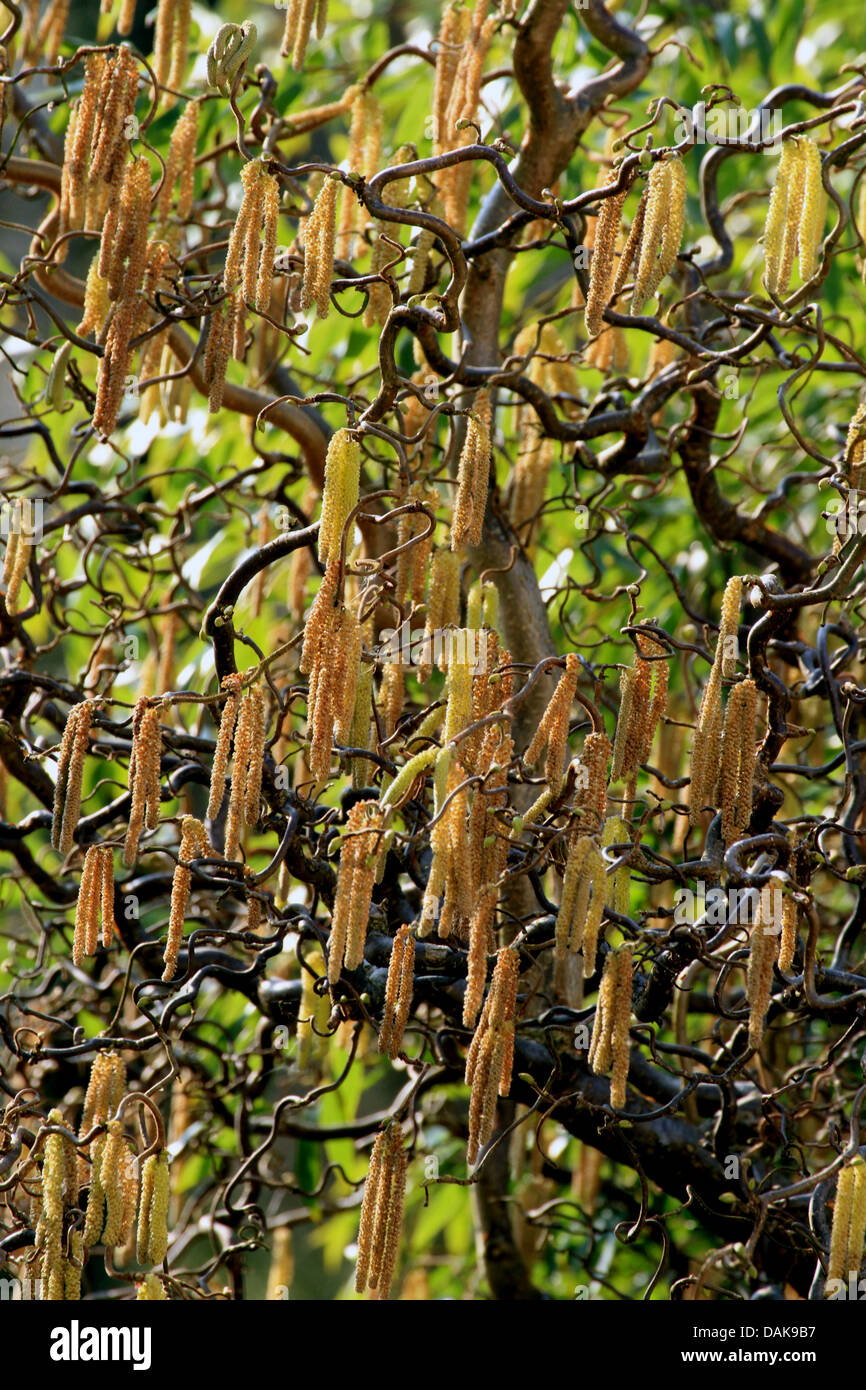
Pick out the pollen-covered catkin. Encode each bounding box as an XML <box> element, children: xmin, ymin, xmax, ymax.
<box><xmin>206</xmin><ymin>673</ymin><xmax>242</xmax><ymax>821</ymax></box>
<box><xmin>588</xmin><ymin>946</ymin><xmax>632</xmax><ymax>1107</ymax></box>
<box><xmin>609</xmin><ymin>945</ymin><xmax>633</xmax><ymax>1109</ymax></box>
<box><xmin>523</xmin><ymin>653</ymin><xmax>578</xmax><ymax>788</ymax></box>
<box><xmin>378</xmin><ymin>924</ymin><xmax>415</xmax><ymax>1059</ymax></box>
<box><xmin>224</xmin><ymin>682</ymin><xmax>266</xmax><ymax>861</ymax></box>
<box><xmin>318</xmin><ymin>428</ymin><xmax>361</xmax><ymax>566</ymax></box>
<box><xmin>300</xmin><ymin>176</ymin><xmax>338</xmax><ymax>319</ymax></box>
<box><xmin>689</xmin><ymin>661</ymin><xmax>723</xmax><ymax>827</ymax></box>
<box><xmin>573</xmin><ymin>729</ymin><xmax>612</xmax><ymax>836</ymax></box>
<box><xmin>99</xmin><ymin>1120</ymin><xmax>125</xmax><ymax>1247</ymax></box>
<box><xmin>778</xmin><ymin>892</ymin><xmax>799</xmax><ymax>973</ymax></box>
<box><xmin>632</xmin><ymin>156</ymin><xmax>686</xmax><ymax>310</ymax></box>
<box><xmin>451</xmin><ymin>393</ymin><xmax>492</xmax><ymax>551</ymax></box>
<box><xmin>585</xmin><ymin>169</ymin><xmax>628</xmax><ymax>338</ymax></box>
<box><xmin>123</xmin><ymin>699</ymin><xmax>162</xmax><ymax>866</ymax></box>
<box><xmin>797</xmin><ymin>135</ymin><xmax>824</xmax><ymax>282</ymax></box>
<box><xmin>355</xmin><ymin>1124</ymin><xmax>406</xmax><ymax>1299</ymax></box>
<box><xmin>137</xmin><ymin>1150</ymin><xmax>170</xmax><ymax>1265</ymax></box>
<box><xmin>328</xmin><ymin>801</ymin><xmax>383</xmax><ymax>983</ymax></box>
<box><xmin>826</xmin><ymin>1158</ymin><xmax>866</xmax><ymax>1289</ymax></box>
<box><xmin>52</xmin><ymin>701</ymin><xmax>94</xmax><ymax>856</ymax></box>
<box><xmin>719</xmin><ymin>677</ymin><xmax>758</xmax><ymax>844</ymax></box>
<box><xmin>746</xmin><ymin>883</ymin><xmax>780</xmax><ymax>1050</ymax></box>
<box><xmin>73</xmin><ymin>846</ymin><xmax>114</xmax><ymax>964</ymax></box>
<box><xmin>763</xmin><ymin>139</ymin><xmax>802</xmax><ymax>296</ymax></box>
<box><xmin>163</xmin><ymin>816</ymin><xmax>208</xmax><ymax>982</ymax></box>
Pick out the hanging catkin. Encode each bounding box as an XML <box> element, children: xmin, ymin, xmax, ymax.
<box><xmin>745</xmin><ymin>882</ymin><xmax>780</xmax><ymax>1050</ymax></box>
<box><xmin>73</xmin><ymin>846</ymin><xmax>116</xmax><ymax>964</ymax></box>
<box><xmin>763</xmin><ymin>139</ymin><xmax>804</xmax><ymax>296</ymax></box>
<box><xmin>826</xmin><ymin>1156</ymin><xmax>866</xmax><ymax>1290</ymax></box>
<box><xmin>588</xmin><ymin>945</ymin><xmax>633</xmax><ymax>1109</ymax></box>
<box><xmin>354</xmin><ymin>1123</ymin><xmax>406</xmax><ymax>1299</ymax></box>
<box><xmin>123</xmin><ymin>699</ymin><xmax>162</xmax><ymax>866</ymax></box>
<box><xmin>223</xmin><ymin>682</ymin><xmax>266</xmax><ymax>862</ymax></box>
<box><xmin>523</xmin><ymin>654</ymin><xmax>579</xmax><ymax>789</ymax></box>
<box><xmin>300</xmin><ymin>176</ymin><xmax>338</xmax><ymax>319</ymax></box>
<box><xmin>718</xmin><ymin>677</ymin><xmax>758</xmax><ymax>844</ymax></box>
<box><xmin>328</xmin><ymin>800</ymin><xmax>384</xmax><ymax>983</ymax></box>
<box><xmin>451</xmin><ymin>392</ymin><xmax>491</xmax><ymax>550</ymax></box>
<box><xmin>318</xmin><ymin>428</ymin><xmax>361</xmax><ymax>566</ymax></box>
<box><xmin>377</xmin><ymin>924</ymin><xmax>415</xmax><ymax>1058</ymax></box>
<box><xmin>136</xmin><ymin>1149</ymin><xmax>170</xmax><ymax>1264</ymax></box>
<box><xmin>52</xmin><ymin>701</ymin><xmax>94</xmax><ymax>856</ymax></box>
<box><xmin>554</xmin><ymin>835</ymin><xmax>607</xmax><ymax>993</ymax></box>
<box><xmin>465</xmin><ymin>947</ymin><xmax>520</xmax><ymax>1164</ymax></box>
<box><xmin>163</xmin><ymin>816</ymin><xmax>208</xmax><ymax>982</ymax></box>
<box><xmin>631</xmin><ymin>155</ymin><xmax>687</xmax><ymax>311</ymax></box>
<box><xmin>584</xmin><ymin>167</ymin><xmax>628</xmax><ymax>338</ymax></box>
<box><xmin>207</xmin><ymin>673</ymin><xmax>243</xmax><ymax>821</ymax></box>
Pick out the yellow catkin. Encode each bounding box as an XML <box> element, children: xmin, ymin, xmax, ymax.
<box><xmin>146</xmin><ymin>1151</ymin><xmax>170</xmax><ymax>1264</ymax></box>
<box><xmin>52</xmin><ymin>701</ymin><xmax>94</xmax><ymax>856</ymax></box>
<box><xmin>797</xmin><ymin>135</ymin><xmax>824</xmax><ymax>282</ymax></box>
<box><xmin>451</xmin><ymin>393</ymin><xmax>491</xmax><ymax>550</ymax></box>
<box><xmin>266</xmin><ymin>1227</ymin><xmax>293</xmax><ymax>1299</ymax></box>
<box><xmin>224</xmin><ymin>682</ymin><xmax>266</xmax><ymax>860</ymax></box>
<box><xmin>137</xmin><ymin>1272</ymin><xmax>167</xmax><ymax>1300</ymax></box>
<box><xmin>689</xmin><ymin>661</ymin><xmax>723</xmax><ymax>827</ymax></box>
<box><xmin>635</xmin><ymin>155</ymin><xmax>686</xmax><ymax>309</ymax></box>
<box><xmin>827</xmin><ymin>1162</ymin><xmax>857</xmax><ymax>1287</ymax></box>
<box><xmin>378</xmin><ymin>924</ymin><xmax>415</xmax><ymax>1058</ymax></box>
<box><xmin>123</xmin><ymin>699</ymin><xmax>162</xmax><ymax>867</ymax></box>
<box><xmin>844</xmin><ymin>1158</ymin><xmax>866</xmax><ymax>1284</ymax></box>
<box><xmin>99</xmin><ymin>1120</ymin><xmax>125</xmax><ymax>1247</ymax></box>
<box><xmin>763</xmin><ymin>138</ymin><xmax>801</xmax><ymax>296</ymax></box>
<box><xmin>301</xmin><ymin>176</ymin><xmax>338</xmax><ymax>319</ymax></box>
<box><xmin>355</xmin><ymin>1124</ymin><xmax>406</xmax><ymax>1299</ymax></box>
<box><xmin>524</xmin><ymin>653</ymin><xmax>578</xmax><ymax>788</ymax></box>
<box><xmin>610</xmin><ymin>188</ymin><xmax>648</xmax><ymax>300</ymax></box>
<box><xmin>78</xmin><ymin>256</ymin><xmax>111</xmax><ymax>338</ymax></box>
<box><xmin>328</xmin><ymin>801</ymin><xmax>383</xmax><ymax>983</ymax></box>
<box><xmin>39</xmin><ymin>1109</ymin><xmax>70</xmax><ymax>1301</ymax></box>
<box><xmin>257</xmin><ymin>171</ymin><xmax>280</xmax><ymax>314</ymax></box>
<box><xmin>318</xmin><ymin>428</ymin><xmax>361</xmax><ymax>566</ymax></box>
<box><xmin>746</xmin><ymin>883</ymin><xmax>780</xmax><ymax>1050</ymax></box>
<box><xmin>585</xmin><ymin>168</ymin><xmax>628</xmax><ymax>338</ymax></box>
<box><xmin>156</xmin><ymin>100</ymin><xmax>199</xmax><ymax>225</ymax></box>
<box><xmin>602</xmin><ymin>816</ymin><xmax>631</xmax><ymax>916</ymax></box>
<box><xmin>207</xmin><ymin>674</ymin><xmax>242</xmax><ymax>821</ymax></box>
<box><xmin>719</xmin><ymin>677</ymin><xmax>758</xmax><ymax>844</ymax></box>
<box><xmin>588</xmin><ymin>947</ymin><xmax>631</xmax><ymax>1105</ymax></box>
<box><xmin>163</xmin><ymin>816</ymin><xmax>207</xmax><ymax>982</ymax></box>
<box><xmin>73</xmin><ymin>846</ymin><xmax>101</xmax><ymax>965</ymax></box>
<box><xmin>609</xmin><ymin>945</ymin><xmax>633</xmax><ymax>1109</ymax></box>
<box><xmin>718</xmin><ymin>575</ymin><xmax>743</xmax><ymax>677</ymax></box>
<box><xmin>778</xmin><ymin>892</ymin><xmax>799</xmax><ymax>973</ymax></box>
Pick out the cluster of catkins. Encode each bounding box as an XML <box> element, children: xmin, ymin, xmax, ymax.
<box><xmin>27</xmin><ymin>1053</ymin><xmax>171</xmax><ymax>1301</ymax></box>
